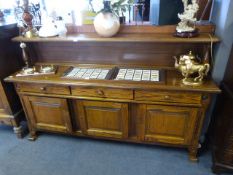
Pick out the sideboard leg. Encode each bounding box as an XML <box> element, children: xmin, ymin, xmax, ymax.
<box><xmin>11</xmin><ymin>115</ymin><xmax>24</xmax><ymax>139</ymax></box>
<box><xmin>188</xmin><ymin>146</ymin><xmax>199</xmax><ymax>162</ymax></box>
<box><xmin>13</xmin><ymin>126</ymin><xmax>23</xmax><ymax>139</ymax></box>
<box><xmin>28</xmin><ymin>130</ymin><xmax>37</xmax><ymax>141</ymax></box>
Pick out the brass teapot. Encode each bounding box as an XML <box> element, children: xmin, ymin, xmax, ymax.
<box><xmin>174</xmin><ymin>51</ymin><xmax>210</xmax><ymax>86</ymax></box>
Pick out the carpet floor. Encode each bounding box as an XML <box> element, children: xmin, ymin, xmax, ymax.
<box><xmin>0</xmin><ymin>125</ymin><xmax>229</xmax><ymax>175</ymax></box>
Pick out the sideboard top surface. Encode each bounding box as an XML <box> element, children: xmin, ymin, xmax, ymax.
<box><xmin>5</xmin><ymin>65</ymin><xmax>220</xmax><ymax>93</ymax></box>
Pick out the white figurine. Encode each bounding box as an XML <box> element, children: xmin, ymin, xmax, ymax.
<box><xmin>39</xmin><ymin>16</ymin><xmax>59</xmax><ymax>37</ymax></box>
<box><xmin>176</xmin><ymin>0</ymin><xmax>199</xmax><ymax>33</ymax></box>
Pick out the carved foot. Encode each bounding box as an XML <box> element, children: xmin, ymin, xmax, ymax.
<box><xmin>188</xmin><ymin>146</ymin><xmax>199</xmax><ymax>162</ymax></box>
<box><xmin>13</xmin><ymin>126</ymin><xmax>23</xmax><ymax>139</ymax></box>
<box><xmin>28</xmin><ymin>131</ymin><xmax>37</xmax><ymax>141</ymax></box>
<box><xmin>189</xmin><ymin>154</ymin><xmax>198</xmax><ymax>162</ymax></box>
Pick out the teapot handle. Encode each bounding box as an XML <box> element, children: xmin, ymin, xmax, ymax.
<box><xmin>203</xmin><ymin>49</ymin><xmax>210</xmax><ymax>64</ymax></box>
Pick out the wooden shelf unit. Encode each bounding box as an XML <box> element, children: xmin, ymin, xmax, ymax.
<box><xmin>6</xmin><ymin>24</ymin><xmax>220</xmax><ymax>161</ymax></box>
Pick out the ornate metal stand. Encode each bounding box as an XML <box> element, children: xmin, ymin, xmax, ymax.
<box><xmin>18</xmin><ymin>42</ymin><xmax>56</xmax><ymax>76</ymax></box>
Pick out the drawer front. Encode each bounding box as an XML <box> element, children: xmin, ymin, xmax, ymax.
<box><xmin>71</xmin><ymin>87</ymin><xmax>133</xmax><ymax>100</ymax></box>
<box><xmin>17</xmin><ymin>83</ymin><xmax>70</xmax><ymax>95</ymax></box>
<box><xmin>135</xmin><ymin>90</ymin><xmax>201</xmax><ymax>104</ymax></box>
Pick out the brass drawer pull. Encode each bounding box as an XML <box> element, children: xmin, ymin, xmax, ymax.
<box><xmin>96</xmin><ymin>89</ymin><xmax>104</xmax><ymax>96</ymax></box>
<box><xmin>164</xmin><ymin>95</ymin><xmax>170</xmax><ymax>99</ymax></box>
<box><xmin>40</xmin><ymin>87</ymin><xmax>46</xmax><ymax>91</ymax></box>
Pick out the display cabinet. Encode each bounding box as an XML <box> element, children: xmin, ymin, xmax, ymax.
<box><xmin>5</xmin><ymin>24</ymin><xmax>220</xmax><ymax>161</ymax></box>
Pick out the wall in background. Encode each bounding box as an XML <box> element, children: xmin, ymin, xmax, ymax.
<box><xmin>211</xmin><ymin>0</ymin><xmax>233</xmax><ymax>84</ymax></box>
<box><xmin>200</xmin><ymin>0</ymin><xmax>233</xmax><ymax>143</ymax></box>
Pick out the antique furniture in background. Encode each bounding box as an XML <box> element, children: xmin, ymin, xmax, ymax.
<box><xmin>211</xmin><ymin>44</ymin><xmax>233</xmax><ymax>174</ymax></box>
<box><xmin>5</xmin><ymin>24</ymin><xmax>220</xmax><ymax>161</ymax></box>
<box><xmin>0</xmin><ymin>22</ymin><xmax>24</xmax><ymax>138</ymax></box>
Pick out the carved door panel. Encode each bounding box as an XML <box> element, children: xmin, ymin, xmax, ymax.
<box><xmin>22</xmin><ymin>96</ymin><xmax>72</xmax><ymax>133</ymax></box>
<box><xmin>141</xmin><ymin>104</ymin><xmax>198</xmax><ymax>145</ymax></box>
<box><xmin>74</xmin><ymin>100</ymin><xmax>129</xmax><ymax>139</ymax></box>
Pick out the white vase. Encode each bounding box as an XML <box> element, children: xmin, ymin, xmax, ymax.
<box><xmin>94</xmin><ymin>12</ymin><xmax>120</xmax><ymax>37</ymax></box>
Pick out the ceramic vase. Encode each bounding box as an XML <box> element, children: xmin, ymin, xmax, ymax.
<box><xmin>94</xmin><ymin>12</ymin><xmax>120</xmax><ymax>37</ymax></box>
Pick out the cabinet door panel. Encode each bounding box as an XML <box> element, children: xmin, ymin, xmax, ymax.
<box><xmin>0</xmin><ymin>95</ymin><xmax>4</xmax><ymax>112</ymax></box>
<box><xmin>143</xmin><ymin>105</ymin><xmax>198</xmax><ymax>145</ymax></box>
<box><xmin>22</xmin><ymin>96</ymin><xmax>72</xmax><ymax>133</ymax></box>
<box><xmin>0</xmin><ymin>82</ymin><xmax>10</xmax><ymax>114</ymax></box>
<box><xmin>75</xmin><ymin>100</ymin><xmax>129</xmax><ymax>139</ymax></box>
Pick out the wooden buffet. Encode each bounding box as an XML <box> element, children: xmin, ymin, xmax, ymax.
<box><xmin>5</xmin><ymin>25</ymin><xmax>220</xmax><ymax>161</ymax></box>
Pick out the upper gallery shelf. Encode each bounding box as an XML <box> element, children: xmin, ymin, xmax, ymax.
<box><xmin>12</xmin><ymin>33</ymin><xmax>219</xmax><ymax>43</ymax></box>
<box><xmin>12</xmin><ymin>24</ymin><xmax>219</xmax><ymax>43</ymax></box>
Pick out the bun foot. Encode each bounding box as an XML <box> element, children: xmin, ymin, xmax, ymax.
<box><xmin>189</xmin><ymin>146</ymin><xmax>199</xmax><ymax>162</ymax></box>
<box><xmin>13</xmin><ymin>126</ymin><xmax>23</xmax><ymax>139</ymax></box>
<box><xmin>28</xmin><ymin>131</ymin><xmax>37</xmax><ymax>141</ymax></box>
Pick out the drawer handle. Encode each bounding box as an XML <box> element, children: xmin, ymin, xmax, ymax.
<box><xmin>96</xmin><ymin>89</ymin><xmax>104</xmax><ymax>96</ymax></box>
<box><xmin>40</xmin><ymin>87</ymin><xmax>46</xmax><ymax>91</ymax></box>
<box><xmin>164</xmin><ymin>95</ymin><xmax>170</xmax><ymax>99</ymax></box>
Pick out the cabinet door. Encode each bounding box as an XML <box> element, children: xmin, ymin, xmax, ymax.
<box><xmin>75</xmin><ymin>100</ymin><xmax>129</xmax><ymax>139</ymax></box>
<box><xmin>141</xmin><ymin>104</ymin><xmax>198</xmax><ymax>145</ymax></box>
<box><xmin>22</xmin><ymin>96</ymin><xmax>72</xmax><ymax>133</ymax></box>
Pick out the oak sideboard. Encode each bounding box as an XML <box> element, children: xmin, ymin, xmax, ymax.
<box><xmin>5</xmin><ymin>25</ymin><xmax>220</xmax><ymax>161</ymax></box>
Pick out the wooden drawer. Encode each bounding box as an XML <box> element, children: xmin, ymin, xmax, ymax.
<box><xmin>71</xmin><ymin>87</ymin><xmax>133</xmax><ymax>100</ymax></box>
<box><xmin>17</xmin><ymin>83</ymin><xmax>70</xmax><ymax>95</ymax></box>
<box><xmin>134</xmin><ymin>90</ymin><xmax>201</xmax><ymax>104</ymax></box>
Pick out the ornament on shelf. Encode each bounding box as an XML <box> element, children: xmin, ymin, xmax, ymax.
<box><xmin>90</xmin><ymin>0</ymin><xmax>134</xmax><ymax>37</ymax></box>
<box><xmin>174</xmin><ymin>51</ymin><xmax>210</xmax><ymax>86</ymax></box>
<box><xmin>92</xmin><ymin>0</ymin><xmax>120</xmax><ymax>37</ymax></box>
<box><xmin>38</xmin><ymin>17</ymin><xmax>59</xmax><ymax>37</ymax></box>
<box><xmin>20</xmin><ymin>42</ymin><xmax>30</xmax><ymax>68</ymax></box>
<box><xmin>22</xmin><ymin>0</ymin><xmax>38</xmax><ymax>38</ymax></box>
<box><xmin>175</xmin><ymin>0</ymin><xmax>199</xmax><ymax>38</ymax></box>
<box><xmin>19</xmin><ymin>42</ymin><xmax>34</xmax><ymax>75</ymax></box>
<box><xmin>17</xmin><ymin>42</ymin><xmax>56</xmax><ymax>76</ymax></box>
